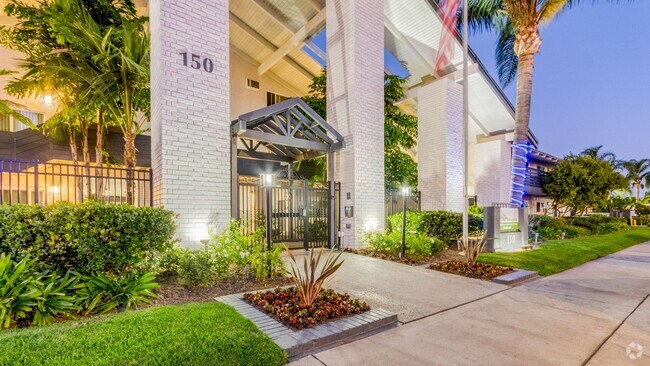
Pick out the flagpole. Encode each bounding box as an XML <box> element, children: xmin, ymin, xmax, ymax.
<box><xmin>462</xmin><ymin>0</ymin><xmax>469</xmax><ymax>250</ymax></box>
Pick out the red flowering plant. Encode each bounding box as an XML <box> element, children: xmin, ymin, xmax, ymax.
<box><xmin>243</xmin><ymin>287</ymin><xmax>370</xmax><ymax>329</ymax></box>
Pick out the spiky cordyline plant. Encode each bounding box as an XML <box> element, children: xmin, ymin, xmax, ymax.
<box><xmin>457</xmin><ymin>0</ymin><xmax>632</xmax><ymax>205</ymax></box>
<box><xmin>461</xmin><ymin>231</ymin><xmax>488</xmax><ymax>266</ymax></box>
<box><xmin>285</xmin><ymin>245</ymin><xmax>344</xmax><ymax>307</ymax></box>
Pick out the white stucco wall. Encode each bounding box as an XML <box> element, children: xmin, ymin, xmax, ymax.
<box><xmin>472</xmin><ymin>138</ymin><xmax>511</xmax><ymax>207</ymax></box>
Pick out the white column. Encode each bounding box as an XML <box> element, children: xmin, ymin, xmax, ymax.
<box><xmin>417</xmin><ymin>77</ymin><xmax>464</xmax><ymax>212</ymax></box>
<box><xmin>150</xmin><ymin>0</ymin><xmax>231</xmax><ymax>248</ymax></box>
<box><xmin>326</xmin><ymin>0</ymin><xmax>385</xmax><ymax>248</ymax></box>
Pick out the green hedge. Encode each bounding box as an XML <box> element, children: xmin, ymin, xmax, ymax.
<box><xmin>529</xmin><ymin>214</ymin><xmax>629</xmax><ymax>240</ymax></box>
<box><xmin>388</xmin><ymin>210</ymin><xmax>483</xmax><ymax>243</ymax></box>
<box><xmin>365</xmin><ymin>230</ymin><xmax>447</xmax><ymax>256</ymax></box>
<box><xmin>0</xmin><ymin>202</ymin><xmax>176</xmax><ymax>274</ymax></box>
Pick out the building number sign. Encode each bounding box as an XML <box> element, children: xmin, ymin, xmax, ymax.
<box><xmin>179</xmin><ymin>52</ymin><xmax>214</xmax><ymax>73</ymax></box>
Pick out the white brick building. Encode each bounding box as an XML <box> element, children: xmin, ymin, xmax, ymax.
<box><xmin>0</xmin><ymin>0</ymin><xmax>549</xmax><ymax>248</ymax></box>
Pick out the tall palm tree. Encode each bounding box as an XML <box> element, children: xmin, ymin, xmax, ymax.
<box><xmin>464</xmin><ymin>0</ymin><xmax>630</xmax><ymax>205</ymax></box>
<box><xmin>620</xmin><ymin>159</ymin><xmax>650</xmax><ymax>202</ymax></box>
<box><xmin>580</xmin><ymin>145</ymin><xmax>616</xmax><ymax>163</ymax></box>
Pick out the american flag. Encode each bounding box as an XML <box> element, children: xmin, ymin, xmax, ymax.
<box><xmin>435</xmin><ymin>0</ymin><xmax>461</xmax><ymax>76</ymax></box>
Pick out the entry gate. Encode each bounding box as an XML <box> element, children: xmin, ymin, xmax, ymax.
<box><xmin>238</xmin><ymin>175</ymin><xmax>340</xmax><ymax>249</ymax></box>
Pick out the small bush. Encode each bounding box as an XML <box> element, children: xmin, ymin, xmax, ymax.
<box><xmin>0</xmin><ymin>202</ymin><xmax>176</xmax><ymax>274</ymax></box>
<box><xmin>365</xmin><ymin>230</ymin><xmax>445</xmax><ymax>257</ymax></box>
<box><xmin>162</xmin><ymin>220</ymin><xmax>285</xmax><ymax>286</ymax></box>
<box><xmin>79</xmin><ymin>272</ymin><xmax>158</xmax><ymax>314</ymax></box>
<box><xmin>388</xmin><ymin>210</ymin><xmax>483</xmax><ymax>243</ymax></box>
<box><xmin>0</xmin><ymin>254</ymin><xmax>40</xmax><ymax>328</ymax></box>
<box><xmin>596</xmin><ymin>221</ymin><xmax>630</xmax><ymax>235</ymax></box>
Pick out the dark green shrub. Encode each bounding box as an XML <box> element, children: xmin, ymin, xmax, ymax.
<box><xmin>567</xmin><ymin>215</ymin><xmax>625</xmax><ymax>231</ymax></box>
<box><xmin>365</xmin><ymin>230</ymin><xmax>446</xmax><ymax>256</ymax></box>
<box><xmin>176</xmin><ymin>249</ymin><xmax>215</xmax><ymax>286</ymax></box>
<box><xmin>388</xmin><ymin>210</ymin><xmax>483</xmax><ymax>243</ymax></box>
<box><xmin>596</xmin><ymin>221</ymin><xmax>630</xmax><ymax>235</ymax></box>
<box><xmin>0</xmin><ymin>202</ymin><xmax>176</xmax><ymax>274</ymax></box>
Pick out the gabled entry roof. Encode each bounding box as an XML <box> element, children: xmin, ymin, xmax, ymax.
<box><xmin>231</xmin><ymin>98</ymin><xmax>344</xmax><ymax>163</ymax></box>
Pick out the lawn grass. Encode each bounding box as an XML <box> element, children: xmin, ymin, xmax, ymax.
<box><xmin>477</xmin><ymin>227</ymin><xmax>650</xmax><ymax>276</ymax></box>
<box><xmin>0</xmin><ymin>302</ymin><xmax>285</xmax><ymax>366</ymax></box>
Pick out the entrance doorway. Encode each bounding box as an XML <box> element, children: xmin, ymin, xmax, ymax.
<box><xmin>230</xmin><ymin>98</ymin><xmax>345</xmax><ymax>248</ymax></box>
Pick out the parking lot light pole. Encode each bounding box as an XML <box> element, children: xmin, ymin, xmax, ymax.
<box><xmin>400</xmin><ymin>186</ymin><xmax>411</xmax><ymax>260</ymax></box>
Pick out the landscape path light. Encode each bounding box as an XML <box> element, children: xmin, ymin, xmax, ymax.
<box><xmin>400</xmin><ymin>186</ymin><xmax>412</xmax><ymax>259</ymax></box>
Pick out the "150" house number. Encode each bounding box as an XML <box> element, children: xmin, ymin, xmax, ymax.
<box><xmin>179</xmin><ymin>52</ymin><xmax>214</xmax><ymax>73</ymax></box>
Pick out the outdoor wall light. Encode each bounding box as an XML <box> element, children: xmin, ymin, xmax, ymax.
<box><xmin>43</xmin><ymin>95</ymin><xmax>53</xmax><ymax>105</ymax></box>
<box><xmin>260</xmin><ymin>173</ymin><xmax>275</xmax><ymax>188</ymax></box>
<box><xmin>401</xmin><ymin>186</ymin><xmax>412</xmax><ymax>197</ymax></box>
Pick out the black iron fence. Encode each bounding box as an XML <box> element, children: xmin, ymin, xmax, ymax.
<box><xmin>385</xmin><ymin>190</ymin><xmax>421</xmax><ymax>223</ymax></box>
<box><xmin>237</xmin><ymin>176</ymin><xmax>340</xmax><ymax>249</ymax></box>
<box><xmin>0</xmin><ymin>159</ymin><xmax>152</xmax><ymax>207</ymax></box>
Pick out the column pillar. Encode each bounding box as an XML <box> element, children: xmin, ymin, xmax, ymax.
<box><xmin>417</xmin><ymin>77</ymin><xmax>464</xmax><ymax>212</ymax></box>
<box><xmin>326</xmin><ymin>0</ymin><xmax>385</xmax><ymax>248</ymax></box>
<box><xmin>150</xmin><ymin>0</ymin><xmax>231</xmax><ymax>248</ymax></box>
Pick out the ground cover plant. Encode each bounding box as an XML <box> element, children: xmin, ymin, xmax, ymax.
<box><xmin>529</xmin><ymin>214</ymin><xmax>629</xmax><ymax>241</ymax></box>
<box><xmin>0</xmin><ymin>302</ymin><xmax>285</xmax><ymax>366</ymax></box>
<box><xmin>478</xmin><ymin>227</ymin><xmax>650</xmax><ymax>276</ymax></box>
<box><xmin>244</xmin><ymin>287</ymin><xmax>370</xmax><ymax>330</ymax></box>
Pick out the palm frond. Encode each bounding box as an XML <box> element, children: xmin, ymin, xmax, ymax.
<box><xmin>538</xmin><ymin>0</ymin><xmax>571</xmax><ymax>23</ymax></box>
<box><xmin>495</xmin><ymin>20</ymin><xmax>518</xmax><ymax>87</ymax></box>
<box><xmin>465</xmin><ymin>0</ymin><xmax>505</xmax><ymax>34</ymax></box>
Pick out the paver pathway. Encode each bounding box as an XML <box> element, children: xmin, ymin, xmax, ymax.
<box><xmin>290</xmin><ymin>242</ymin><xmax>650</xmax><ymax>365</ymax></box>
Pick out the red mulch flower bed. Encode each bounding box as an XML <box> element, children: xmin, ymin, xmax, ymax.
<box><xmin>429</xmin><ymin>260</ymin><xmax>513</xmax><ymax>280</ymax></box>
<box><xmin>243</xmin><ymin>287</ymin><xmax>370</xmax><ymax>330</ymax></box>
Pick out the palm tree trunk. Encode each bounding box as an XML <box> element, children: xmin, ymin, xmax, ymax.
<box><xmin>124</xmin><ymin>131</ymin><xmax>137</xmax><ymax>205</ymax></box>
<box><xmin>95</xmin><ymin>109</ymin><xmax>104</xmax><ymax>202</ymax></box>
<box><xmin>81</xmin><ymin>120</ymin><xmax>92</xmax><ymax>200</ymax></box>
<box><xmin>67</xmin><ymin>126</ymin><xmax>82</xmax><ymax>203</ymax></box>
<box><xmin>509</xmin><ymin>52</ymin><xmax>535</xmax><ymax>206</ymax></box>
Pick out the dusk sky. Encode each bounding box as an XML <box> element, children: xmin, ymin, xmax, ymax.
<box><xmin>310</xmin><ymin>1</ymin><xmax>648</xmax><ymax>161</ymax></box>
<box><xmin>468</xmin><ymin>1</ymin><xmax>649</xmax><ymax>161</ymax></box>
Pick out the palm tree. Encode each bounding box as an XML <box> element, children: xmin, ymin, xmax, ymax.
<box><xmin>463</xmin><ymin>0</ymin><xmax>630</xmax><ymax>205</ymax></box>
<box><xmin>580</xmin><ymin>145</ymin><xmax>616</xmax><ymax>163</ymax></box>
<box><xmin>620</xmin><ymin>159</ymin><xmax>650</xmax><ymax>202</ymax></box>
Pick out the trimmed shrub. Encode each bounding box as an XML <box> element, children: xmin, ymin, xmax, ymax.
<box><xmin>365</xmin><ymin>230</ymin><xmax>446</xmax><ymax>256</ymax></box>
<box><xmin>596</xmin><ymin>221</ymin><xmax>630</xmax><ymax>235</ymax></box>
<box><xmin>0</xmin><ymin>202</ymin><xmax>176</xmax><ymax>274</ymax></box>
<box><xmin>389</xmin><ymin>210</ymin><xmax>483</xmax><ymax>243</ymax></box>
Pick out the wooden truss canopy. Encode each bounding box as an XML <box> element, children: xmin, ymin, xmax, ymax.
<box><xmin>231</xmin><ymin>98</ymin><xmax>344</xmax><ymax>163</ymax></box>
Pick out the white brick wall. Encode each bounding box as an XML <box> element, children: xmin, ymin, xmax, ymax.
<box><xmin>417</xmin><ymin>78</ymin><xmax>464</xmax><ymax>212</ymax></box>
<box><xmin>150</xmin><ymin>0</ymin><xmax>230</xmax><ymax>248</ymax></box>
<box><xmin>472</xmin><ymin>139</ymin><xmax>511</xmax><ymax>206</ymax></box>
<box><xmin>326</xmin><ymin>0</ymin><xmax>385</xmax><ymax>248</ymax></box>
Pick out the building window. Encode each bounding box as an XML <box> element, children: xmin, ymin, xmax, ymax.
<box><xmin>0</xmin><ymin>110</ymin><xmax>44</xmax><ymax>132</ymax></box>
<box><xmin>0</xmin><ymin>114</ymin><xmax>10</xmax><ymax>131</ymax></box>
<box><xmin>266</xmin><ymin>92</ymin><xmax>289</xmax><ymax>106</ymax></box>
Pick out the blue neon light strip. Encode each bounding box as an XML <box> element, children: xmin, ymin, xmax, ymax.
<box><xmin>509</xmin><ymin>143</ymin><xmax>531</xmax><ymax>207</ymax></box>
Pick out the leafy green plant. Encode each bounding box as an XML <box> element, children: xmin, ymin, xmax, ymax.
<box><xmin>32</xmin><ymin>271</ymin><xmax>81</xmax><ymax>326</ymax></box>
<box><xmin>388</xmin><ymin>210</ymin><xmax>483</xmax><ymax>243</ymax></box>
<box><xmin>79</xmin><ymin>272</ymin><xmax>157</xmax><ymax>314</ymax></box>
<box><xmin>365</xmin><ymin>230</ymin><xmax>447</xmax><ymax>257</ymax></box>
<box><xmin>176</xmin><ymin>249</ymin><xmax>216</xmax><ymax>286</ymax></box>
<box><xmin>248</xmin><ymin>245</ymin><xmax>284</xmax><ymax>280</ymax></box>
<box><xmin>285</xmin><ymin>245</ymin><xmax>344</xmax><ymax>307</ymax></box>
<box><xmin>0</xmin><ymin>202</ymin><xmax>176</xmax><ymax>274</ymax></box>
<box><xmin>0</xmin><ymin>254</ymin><xmax>40</xmax><ymax>328</ymax></box>
<box><xmin>596</xmin><ymin>222</ymin><xmax>630</xmax><ymax>235</ymax></box>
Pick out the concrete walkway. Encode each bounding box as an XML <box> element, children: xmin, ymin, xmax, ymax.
<box><xmin>291</xmin><ymin>242</ymin><xmax>650</xmax><ymax>365</ymax></box>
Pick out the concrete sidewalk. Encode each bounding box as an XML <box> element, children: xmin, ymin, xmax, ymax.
<box><xmin>291</xmin><ymin>242</ymin><xmax>650</xmax><ymax>365</ymax></box>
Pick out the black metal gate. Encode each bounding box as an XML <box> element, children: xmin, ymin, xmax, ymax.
<box><xmin>238</xmin><ymin>176</ymin><xmax>340</xmax><ymax>249</ymax></box>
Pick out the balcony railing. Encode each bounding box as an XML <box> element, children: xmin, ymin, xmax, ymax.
<box><xmin>526</xmin><ymin>169</ymin><xmax>547</xmax><ymax>188</ymax></box>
